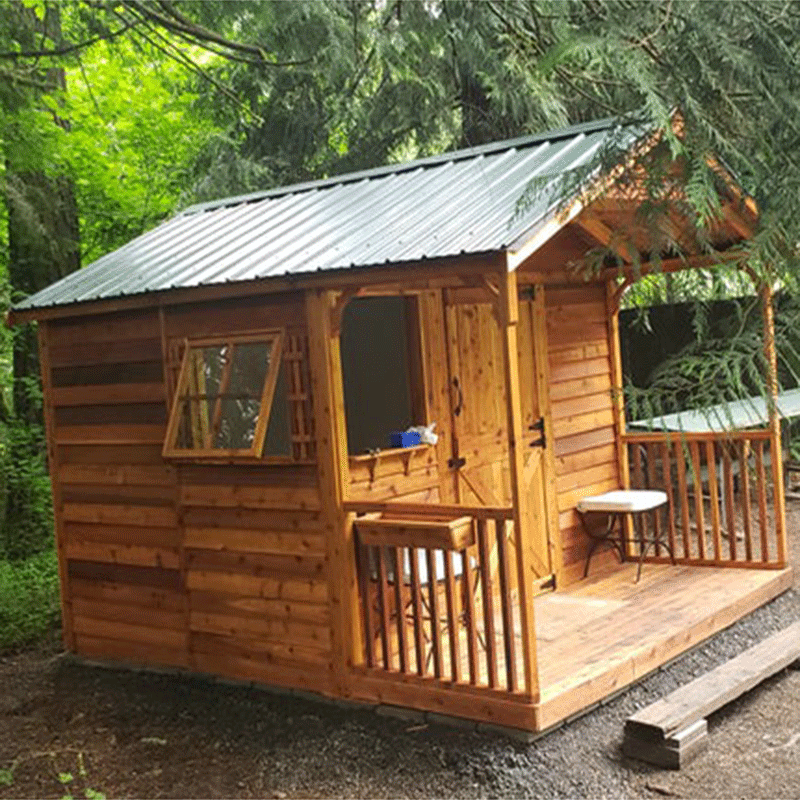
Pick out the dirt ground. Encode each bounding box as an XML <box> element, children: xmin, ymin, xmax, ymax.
<box><xmin>1</xmin><ymin>506</ymin><xmax>798</xmax><ymax>799</ymax></box>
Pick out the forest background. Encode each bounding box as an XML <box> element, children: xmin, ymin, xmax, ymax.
<box><xmin>3</xmin><ymin>0</ymin><xmax>800</xmax><ymax>649</ymax></box>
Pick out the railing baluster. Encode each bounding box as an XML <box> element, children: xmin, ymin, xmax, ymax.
<box><xmin>738</xmin><ymin>441</ymin><xmax>753</xmax><ymax>561</ymax></box>
<box><xmin>393</xmin><ymin>547</ymin><xmax>409</xmax><ymax>674</ymax></box>
<box><xmin>443</xmin><ymin>549</ymin><xmax>462</xmax><ymax>683</ymax></box>
<box><xmin>349</xmin><ymin>504</ymin><xmax>519</xmax><ymax>690</ymax></box>
<box><xmin>660</xmin><ymin>442</ymin><xmax>678</xmax><ymax>559</ymax></box>
<box><xmin>477</xmin><ymin>519</ymin><xmax>498</xmax><ymax>689</ymax></box>
<box><xmin>722</xmin><ymin>444</ymin><xmax>737</xmax><ymax>560</ymax></box>
<box><xmin>631</xmin><ymin>445</ymin><xmax>645</xmax><ymax>559</ymax></box>
<box><xmin>495</xmin><ymin>519</ymin><xmax>517</xmax><ymax>692</ymax></box>
<box><xmin>622</xmin><ymin>432</ymin><xmax>777</xmax><ymax>569</ymax></box>
<box><xmin>754</xmin><ymin>441</ymin><xmax>770</xmax><ymax>562</ymax></box>
<box><xmin>646</xmin><ymin>443</ymin><xmax>660</xmax><ymax>552</ymax></box>
<box><xmin>674</xmin><ymin>441</ymin><xmax>692</xmax><ymax>559</ymax></box>
<box><xmin>376</xmin><ymin>546</ymin><xmax>392</xmax><ymax>670</ymax></box>
<box><xmin>358</xmin><ymin>538</ymin><xmax>375</xmax><ymax>668</ymax></box>
<box><xmin>460</xmin><ymin>548</ymin><xmax>479</xmax><ymax>685</ymax></box>
<box><xmin>705</xmin><ymin>441</ymin><xmax>723</xmax><ymax>563</ymax></box>
<box><xmin>689</xmin><ymin>441</ymin><xmax>707</xmax><ymax>560</ymax></box>
<box><xmin>632</xmin><ymin>443</ymin><xmax>645</xmax><ymax>489</ymax></box>
<box><xmin>408</xmin><ymin>546</ymin><xmax>425</xmax><ymax>676</ymax></box>
<box><xmin>426</xmin><ymin>548</ymin><xmax>443</xmax><ymax>679</ymax></box>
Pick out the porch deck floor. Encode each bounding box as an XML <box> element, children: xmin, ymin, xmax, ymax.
<box><xmin>533</xmin><ymin>561</ymin><xmax>793</xmax><ymax>729</ymax></box>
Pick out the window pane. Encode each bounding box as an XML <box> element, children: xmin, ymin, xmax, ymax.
<box><xmin>264</xmin><ymin>362</ymin><xmax>291</xmax><ymax>456</ymax></box>
<box><xmin>214</xmin><ymin>395</ymin><xmax>262</xmax><ymax>449</ymax></box>
<box><xmin>228</xmin><ymin>342</ymin><xmax>271</xmax><ymax>398</ymax></box>
<box><xmin>341</xmin><ymin>296</ymin><xmax>417</xmax><ymax>453</ymax></box>
<box><xmin>171</xmin><ymin>337</ymin><xmax>279</xmax><ymax>454</ymax></box>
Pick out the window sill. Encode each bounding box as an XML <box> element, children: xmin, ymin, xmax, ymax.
<box><xmin>349</xmin><ymin>443</ymin><xmax>430</xmax><ymax>464</ymax></box>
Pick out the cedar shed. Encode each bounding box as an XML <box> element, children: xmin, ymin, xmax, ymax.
<box><xmin>11</xmin><ymin>118</ymin><xmax>791</xmax><ymax>735</ymax></box>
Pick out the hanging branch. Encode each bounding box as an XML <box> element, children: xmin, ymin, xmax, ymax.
<box><xmin>0</xmin><ymin>18</ymin><xmax>140</xmax><ymax>60</ymax></box>
<box><xmin>121</xmin><ymin>0</ymin><xmax>312</xmax><ymax>67</ymax></box>
<box><xmin>112</xmin><ymin>7</ymin><xmax>265</xmax><ymax>127</ymax></box>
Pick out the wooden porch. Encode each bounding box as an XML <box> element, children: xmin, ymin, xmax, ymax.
<box><xmin>346</xmin><ymin>420</ymin><xmax>792</xmax><ymax>733</ymax></box>
<box><xmin>348</xmin><ymin>541</ymin><xmax>792</xmax><ymax>733</ymax></box>
<box><xmin>535</xmin><ymin>560</ymin><xmax>792</xmax><ymax>729</ymax></box>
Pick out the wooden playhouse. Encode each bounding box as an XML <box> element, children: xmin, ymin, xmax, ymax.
<box><xmin>10</xmin><ymin>118</ymin><xmax>792</xmax><ymax>734</ymax></box>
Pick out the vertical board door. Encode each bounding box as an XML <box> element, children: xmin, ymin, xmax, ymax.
<box><xmin>443</xmin><ymin>291</ymin><xmax>552</xmax><ymax>578</ymax></box>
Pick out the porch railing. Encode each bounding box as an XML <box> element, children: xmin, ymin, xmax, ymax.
<box><xmin>345</xmin><ymin>501</ymin><xmax>529</xmax><ymax>696</ymax></box>
<box><xmin>622</xmin><ymin>430</ymin><xmax>786</xmax><ymax>568</ymax></box>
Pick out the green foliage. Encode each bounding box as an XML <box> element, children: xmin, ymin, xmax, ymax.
<box><xmin>0</xmin><ymin>764</ymin><xmax>14</xmax><ymax>787</ymax></box>
<box><xmin>0</xmin><ymin>547</ymin><xmax>60</xmax><ymax>650</ymax></box>
<box><xmin>58</xmin><ymin>37</ymin><xmax>221</xmax><ymax>262</ymax></box>
<box><xmin>55</xmin><ymin>753</ymin><xmax>105</xmax><ymax>800</ymax></box>
<box><xmin>0</xmin><ymin>416</ymin><xmax>52</xmax><ymax>562</ymax></box>
<box><xmin>625</xmin><ymin>292</ymin><xmax>800</xmax><ymax>421</ymax></box>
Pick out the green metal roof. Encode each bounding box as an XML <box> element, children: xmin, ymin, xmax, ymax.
<box><xmin>15</xmin><ymin>117</ymin><xmax>640</xmax><ymax>314</ymax></box>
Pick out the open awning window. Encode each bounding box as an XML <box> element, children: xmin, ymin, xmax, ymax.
<box><xmin>163</xmin><ymin>330</ymin><xmax>288</xmax><ymax>458</ymax></box>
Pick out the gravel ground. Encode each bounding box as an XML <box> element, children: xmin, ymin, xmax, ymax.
<box><xmin>1</xmin><ymin>509</ymin><xmax>799</xmax><ymax>798</ymax></box>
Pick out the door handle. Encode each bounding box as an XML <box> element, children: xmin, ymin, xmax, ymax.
<box><xmin>452</xmin><ymin>376</ymin><xmax>463</xmax><ymax>417</ymax></box>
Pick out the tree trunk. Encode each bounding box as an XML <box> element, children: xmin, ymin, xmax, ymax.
<box><xmin>458</xmin><ymin>66</ymin><xmax>495</xmax><ymax>148</ymax></box>
<box><xmin>4</xmin><ymin>3</ymin><xmax>80</xmax><ymax>423</ymax></box>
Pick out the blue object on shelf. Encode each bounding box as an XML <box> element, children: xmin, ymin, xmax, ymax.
<box><xmin>389</xmin><ymin>430</ymin><xmax>421</xmax><ymax>448</ymax></box>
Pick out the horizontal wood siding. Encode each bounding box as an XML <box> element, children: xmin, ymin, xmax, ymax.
<box><xmin>45</xmin><ymin>296</ymin><xmax>332</xmax><ymax>691</ymax></box>
<box><xmin>546</xmin><ymin>286</ymin><xmax>620</xmax><ymax>584</ymax></box>
<box><xmin>47</xmin><ymin>310</ymin><xmax>185</xmax><ymax>665</ymax></box>
<box><xmin>180</xmin><ymin>461</ymin><xmax>331</xmax><ymax>687</ymax></box>
<box><xmin>348</xmin><ymin>446</ymin><xmax>440</xmax><ymax>504</ymax></box>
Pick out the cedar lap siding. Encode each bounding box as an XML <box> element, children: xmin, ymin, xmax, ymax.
<box><xmin>12</xmin><ymin>117</ymin><xmax>769</xmax><ymax>719</ymax></box>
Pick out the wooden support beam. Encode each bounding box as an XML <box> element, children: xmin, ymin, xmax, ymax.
<box><xmin>158</xmin><ymin>305</ymin><xmax>191</xmax><ymax>669</ymax></box>
<box><xmin>761</xmin><ymin>281</ymin><xmax>787</xmax><ymax>566</ymax></box>
<box><xmin>574</xmin><ymin>210</ymin><xmax>639</xmax><ymax>264</ymax></box>
<box><xmin>498</xmin><ymin>264</ymin><xmax>540</xmax><ymax>702</ymax></box>
<box><xmin>608</xmin><ymin>276</ymin><xmax>634</xmax><ymax>315</ymax></box>
<box><xmin>720</xmin><ymin>200</ymin><xmax>755</xmax><ymax>239</ymax></box>
<box><xmin>522</xmin><ymin>248</ymin><xmax>749</xmax><ymax>287</ymax></box>
<box><xmin>306</xmin><ymin>290</ymin><xmax>359</xmax><ymax>694</ymax></box>
<box><xmin>330</xmin><ymin>288</ymin><xmax>363</xmax><ymax>336</ymax></box>
<box><xmin>599</xmin><ymin>249</ymin><xmax>748</xmax><ymax>281</ymax></box>
<box><xmin>416</xmin><ymin>290</ymin><xmax>457</xmax><ymax>503</ymax></box>
<box><xmin>624</xmin><ymin>621</ymin><xmax>800</xmax><ymax>768</ymax></box>
<box><xmin>606</xmin><ymin>280</ymin><xmax>630</xmax><ymax>543</ymax></box>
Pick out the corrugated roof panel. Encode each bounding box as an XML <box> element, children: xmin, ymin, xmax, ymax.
<box><xmin>14</xmin><ymin>117</ymin><xmax>641</xmax><ymax>313</ymax></box>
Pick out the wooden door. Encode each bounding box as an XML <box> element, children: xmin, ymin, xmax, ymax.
<box><xmin>443</xmin><ymin>290</ymin><xmax>553</xmax><ymax>578</ymax></box>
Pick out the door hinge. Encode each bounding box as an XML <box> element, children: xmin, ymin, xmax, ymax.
<box><xmin>448</xmin><ymin>456</ymin><xmax>467</xmax><ymax>469</ymax></box>
<box><xmin>529</xmin><ymin>416</ymin><xmax>546</xmax><ymax>448</ymax></box>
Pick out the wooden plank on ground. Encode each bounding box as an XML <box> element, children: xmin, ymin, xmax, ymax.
<box><xmin>624</xmin><ymin>621</ymin><xmax>800</xmax><ymax>768</ymax></box>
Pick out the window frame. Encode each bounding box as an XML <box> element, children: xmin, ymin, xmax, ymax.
<box><xmin>339</xmin><ymin>294</ymin><xmax>427</xmax><ymax>456</ymax></box>
<box><xmin>162</xmin><ymin>329</ymin><xmax>286</xmax><ymax>460</ymax></box>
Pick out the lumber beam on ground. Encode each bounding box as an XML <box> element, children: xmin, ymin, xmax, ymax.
<box><xmin>623</xmin><ymin>621</ymin><xmax>800</xmax><ymax>769</ymax></box>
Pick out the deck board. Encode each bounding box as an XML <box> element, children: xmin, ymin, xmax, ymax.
<box><xmin>355</xmin><ymin>560</ymin><xmax>791</xmax><ymax>731</ymax></box>
<box><xmin>534</xmin><ymin>562</ymin><xmax>793</xmax><ymax>729</ymax></box>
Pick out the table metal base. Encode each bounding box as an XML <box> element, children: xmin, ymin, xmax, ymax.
<box><xmin>578</xmin><ymin>510</ymin><xmax>676</xmax><ymax>582</ymax></box>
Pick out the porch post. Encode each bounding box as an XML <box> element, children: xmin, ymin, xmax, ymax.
<box><xmin>761</xmin><ymin>282</ymin><xmax>787</xmax><ymax>565</ymax></box>
<box><xmin>605</xmin><ymin>279</ymin><xmax>629</xmax><ymax>487</ymax></box>
<box><xmin>606</xmin><ymin>279</ymin><xmax>635</xmax><ymax>553</ymax></box>
<box><xmin>306</xmin><ymin>289</ymin><xmax>362</xmax><ymax>695</ymax></box>
<box><xmin>499</xmin><ymin>265</ymin><xmax>540</xmax><ymax>702</ymax></box>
